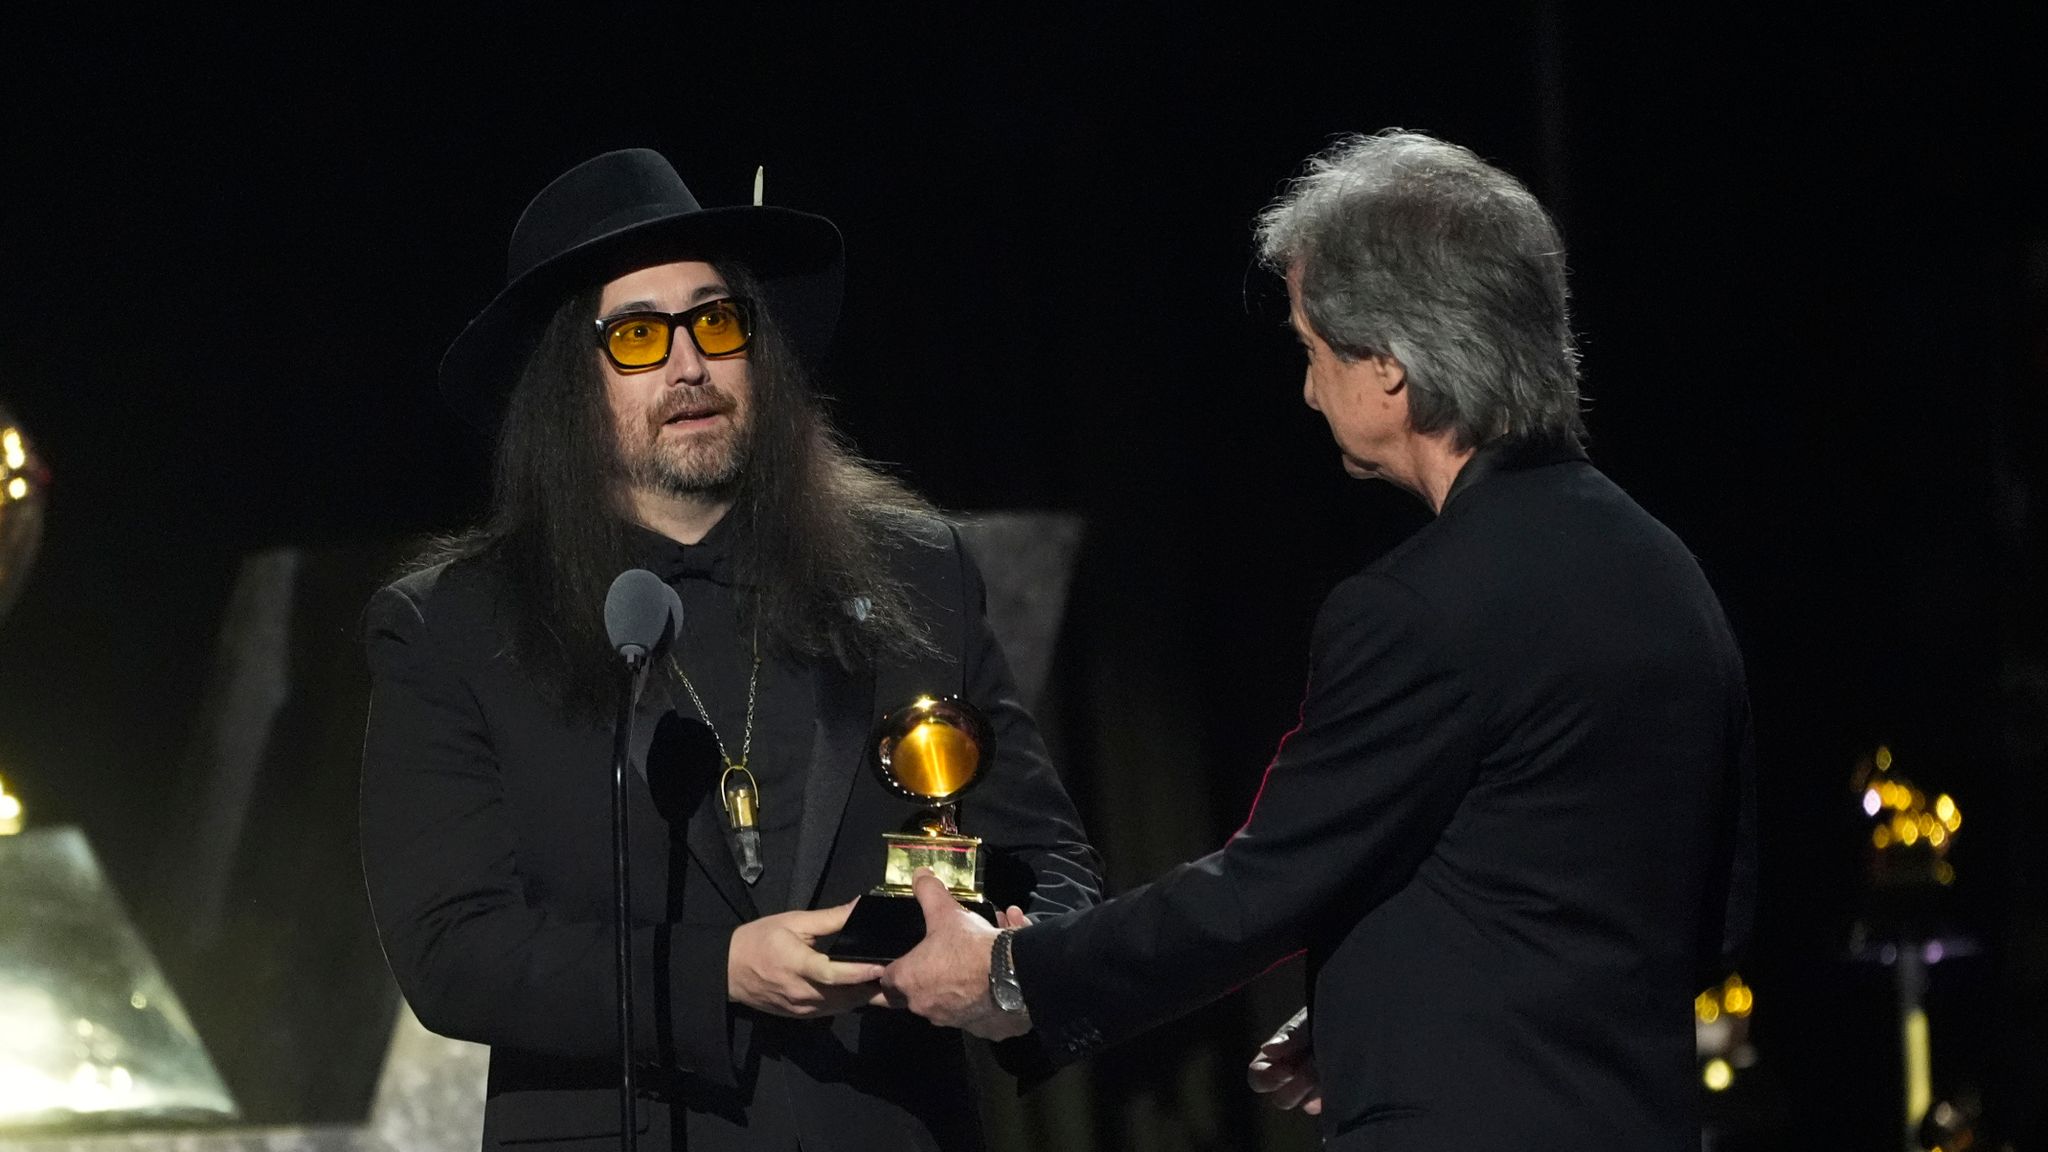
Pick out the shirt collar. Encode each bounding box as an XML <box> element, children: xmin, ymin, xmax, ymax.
<box><xmin>1442</xmin><ymin>435</ymin><xmax>1588</xmax><ymax>510</ymax></box>
<box><xmin>622</xmin><ymin>512</ymin><xmax>738</xmax><ymax>586</ymax></box>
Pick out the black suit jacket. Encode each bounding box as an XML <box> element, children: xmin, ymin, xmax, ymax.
<box><xmin>360</xmin><ymin>520</ymin><xmax>1101</xmax><ymax>1151</ymax></box>
<box><xmin>1013</xmin><ymin>443</ymin><xmax>1756</xmax><ymax>1151</ymax></box>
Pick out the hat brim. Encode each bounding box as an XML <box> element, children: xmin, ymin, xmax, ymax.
<box><xmin>439</xmin><ymin>204</ymin><xmax>844</xmax><ymax>428</ymax></box>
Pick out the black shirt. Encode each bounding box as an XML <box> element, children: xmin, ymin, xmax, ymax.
<box><xmin>628</xmin><ymin>516</ymin><xmax>815</xmax><ymax>915</ymax></box>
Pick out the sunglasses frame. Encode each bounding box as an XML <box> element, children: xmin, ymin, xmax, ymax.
<box><xmin>593</xmin><ymin>296</ymin><xmax>756</xmax><ymax>372</ymax></box>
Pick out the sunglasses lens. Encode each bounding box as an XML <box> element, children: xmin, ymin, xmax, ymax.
<box><xmin>693</xmin><ymin>300</ymin><xmax>751</xmax><ymax>357</ymax></box>
<box><xmin>606</xmin><ymin>317</ymin><xmax>671</xmax><ymax>369</ymax></box>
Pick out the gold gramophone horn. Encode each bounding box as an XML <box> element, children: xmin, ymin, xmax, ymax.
<box><xmin>873</xmin><ymin>695</ymin><xmax>993</xmax><ymax>807</ymax></box>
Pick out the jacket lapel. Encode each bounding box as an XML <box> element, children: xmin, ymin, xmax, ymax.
<box><xmin>684</xmin><ymin>790</ymin><xmax>760</xmax><ymax>922</ymax></box>
<box><xmin>635</xmin><ymin>678</ymin><xmax>760</xmax><ymax>922</ymax></box>
<box><xmin>789</xmin><ymin>659</ymin><xmax>876</xmax><ymax>911</ymax></box>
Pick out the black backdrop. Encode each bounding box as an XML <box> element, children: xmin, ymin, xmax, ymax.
<box><xmin>0</xmin><ymin>6</ymin><xmax>2042</xmax><ymax>1149</ymax></box>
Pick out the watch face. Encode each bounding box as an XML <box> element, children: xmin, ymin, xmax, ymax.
<box><xmin>993</xmin><ymin>975</ymin><xmax>1026</xmax><ymax>1014</ymax></box>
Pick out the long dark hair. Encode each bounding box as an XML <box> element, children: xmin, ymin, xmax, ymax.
<box><xmin>416</xmin><ymin>263</ymin><xmax>939</xmax><ymax>723</ymax></box>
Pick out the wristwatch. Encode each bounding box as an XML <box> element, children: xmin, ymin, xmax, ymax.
<box><xmin>989</xmin><ymin>926</ymin><xmax>1027</xmax><ymax>1014</ymax></box>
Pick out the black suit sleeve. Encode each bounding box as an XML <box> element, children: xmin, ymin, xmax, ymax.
<box><xmin>359</xmin><ymin>585</ymin><xmax>740</xmax><ymax>1086</ymax></box>
<box><xmin>1009</xmin><ymin>573</ymin><xmax>1484</xmax><ymax>1064</ymax></box>
<box><xmin>949</xmin><ymin>527</ymin><xmax>1104</xmax><ymax>921</ymax></box>
<box><xmin>1698</xmin><ymin>688</ymin><xmax>1758</xmax><ymax>988</ymax></box>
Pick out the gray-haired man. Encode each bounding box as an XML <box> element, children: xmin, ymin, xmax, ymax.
<box><xmin>882</xmin><ymin>130</ymin><xmax>1757</xmax><ymax>1151</ymax></box>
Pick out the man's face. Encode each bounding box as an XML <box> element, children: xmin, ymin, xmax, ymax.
<box><xmin>597</xmin><ymin>260</ymin><xmax>754</xmax><ymax>498</ymax></box>
<box><xmin>1287</xmin><ymin>268</ymin><xmax>1409</xmax><ymax>481</ymax></box>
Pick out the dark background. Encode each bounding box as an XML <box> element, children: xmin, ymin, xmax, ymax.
<box><xmin>1</xmin><ymin>6</ymin><xmax>2042</xmax><ymax>1149</ymax></box>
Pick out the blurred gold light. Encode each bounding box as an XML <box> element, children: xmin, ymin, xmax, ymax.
<box><xmin>2</xmin><ymin>428</ymin><xmax>23</xmax><ymax>471</ymax></box>
<box><xmin>0</xmin><ymin>774</ymin><xmax>20</xmax><ymax>835</ymax></box>
<box><xmin>1898</xmin><ymin>817</ymin><xmax>1920</xmax><ymax>846</ymax></box>
<box><xmin>1872</xmin><ymin>825</ymin><xmax>1892</xmax><ymax>849</ymax></box>
<box><xmin>1876</xmin><ymin>745</ymin><xmax>1894</xmax><ymax>772</ymax></box>
<box><xmin>1906</xmin><ymin>1008</ymin><xmax>1932</xmax><ymax>1127</ymax></box>
<box><xmin>5</xmin><ymin>477</ymin><xmax>24</xmax><ymax>501</ymax></box>
<box><xmin>1723</xmin><ymin>980</ymin><xmax>1754</xmax><ymax>1018</ymax></box>
<box><xmin>1703</xmin><ymin>1058</ymin><xmax>1734</xmax><ymax>1092</ymax></box>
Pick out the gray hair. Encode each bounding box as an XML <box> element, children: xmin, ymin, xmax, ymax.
<box><xmin>1255</xmin><ymin>130</ymin><xmax>1584</xmax><ymax>449</ymax></box>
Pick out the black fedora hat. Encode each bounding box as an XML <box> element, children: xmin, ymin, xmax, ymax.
<box><xmin>439</xmin><ymin>148</ymin><xmax>844</xmax><ymax>427</ymax></box>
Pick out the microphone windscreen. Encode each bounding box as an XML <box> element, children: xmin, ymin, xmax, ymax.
<box><xmin>604</xmin><ymin>568</ymin><xmax>682</xmax><ymax>657</ymax></box>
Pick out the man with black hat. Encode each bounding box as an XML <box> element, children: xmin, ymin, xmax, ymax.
<box><xmin>359</xmin><ymin>148</ymin><xmax>1101</xmax><ymax>1150</ymax></box>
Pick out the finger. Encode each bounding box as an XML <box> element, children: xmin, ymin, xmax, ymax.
<box><xmin>1270</xmin><ymin>1077</ymin><xmax>1315</xmax><ymax>1111</ymax></box>
<box><xmin>1251</xmin><ymin>1050</ymin><xmax>1316</xmax><ymax>1091</ymax></box>
<box><xmin>1260</xmin><ymin>1009</ymin><xmax>1312</xmax><ymax>1056</ymax></box>
<box><xmin>910</xmin><ymin>869</ymin><xmax>959</xmax><ymax>928</ymax></box>
<box><xmin>1303</xmin><ymin>1095</ymin><xmax>1322</xmax><ymax>1116</ymax></box>
<box><xmin>784</xmin><ymin>898</ymin><xmax>860</xmax><ymax>940</ymax></box>
<box><xmin>1260</xmin><ymin>1028</ymin><xmax>1311</xmax><ymax>1058</ymax></box>
<box><xmin>998</xmin><ymin>905</ymin><xmax>1029</xmax><ymax>929</ymax></box>
<box><xmin>807</xmin><ymin>952</ymin><xmax>886</xmax><ymax>986</ymax></box>
<box><xmin>1245</xmin><ymin>1049</ymin><xmax>1294</xmax><ymax>1082</ymax></box>
<box><xmin>812</xmin><ymin>980</ymin><xmax>882</xmax><ymax>1012</ymax></box>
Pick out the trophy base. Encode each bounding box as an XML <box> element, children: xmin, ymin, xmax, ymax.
<box><xmin>825</xmin><ymin>888</ymin><xmax>995</xmax><ymax>963</ymax></box>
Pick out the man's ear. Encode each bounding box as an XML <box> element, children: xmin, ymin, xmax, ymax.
<box><xmin>1373</xmin><ymin>354</ymin><xmax>1407</xmax><ymax>395</ymax></box>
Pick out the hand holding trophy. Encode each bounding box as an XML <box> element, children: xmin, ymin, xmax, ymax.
<box><xmin>827</xmin><ymin>696</ymin><xmax>998</xmax><ymax>961</ymax></box>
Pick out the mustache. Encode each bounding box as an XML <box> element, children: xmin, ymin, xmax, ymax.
<box><xmin>651</xmin><ymin>387</ymin><xmax>739</xmax><ymax>425</ymax></box>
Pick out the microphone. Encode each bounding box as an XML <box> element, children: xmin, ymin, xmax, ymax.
<box><xmin>604</xmin><ymin>568</ymin><xmax>683</xmax><ymax>669</ymax></box>
<box><xmin>600</xmin><ymin>566</ymin><xmax>680</xmax><ymax>1152</ymax></box>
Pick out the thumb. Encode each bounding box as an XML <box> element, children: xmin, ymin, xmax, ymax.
<box><xmin>911</xmin><ymin>869</ymin><xmax>958</xmax><ymax>928</ymax></box>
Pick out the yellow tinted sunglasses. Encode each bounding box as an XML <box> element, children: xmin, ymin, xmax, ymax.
<box><xmin>594</xmin><ymin>297</ymin><xmax>755</xmax><ymax>371</ymax></box>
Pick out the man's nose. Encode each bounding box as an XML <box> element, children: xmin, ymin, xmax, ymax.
<box><xmin>665</xmin><ymin>330</ymin><xmax>711</xmax><ymax>388</ymax></box>
<box><xmin>1302</xmin><ymin>371</ymin><xmax>1321</xmax><ymax>412</ymax></box>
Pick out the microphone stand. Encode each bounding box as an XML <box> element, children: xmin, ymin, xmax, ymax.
<box><xmin>612</xmin><ymin>648</ymin><xmax>649</xmax><ymax>1152</ymax></box>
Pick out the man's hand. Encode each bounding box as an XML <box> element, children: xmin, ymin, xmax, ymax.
<box><xmin>728</xmin><ymin>900</ymin><xmax>886</xmax><ymax>1019</ymax></box>
<box><xmin>1248</xmin><ymin>1007</ymin><xmax>1321</xmax><ymax>1115</ymax></box>
<box><xmin>880</xmin><ymin>870</ymin><xmax>1031</xmax><ymax>1040</ymax></box>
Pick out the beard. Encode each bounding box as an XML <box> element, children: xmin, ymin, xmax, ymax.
<box><xmin>620</xmin><ymin>386</ymin><xmax>752</xmax><ymax>497</ymax></box>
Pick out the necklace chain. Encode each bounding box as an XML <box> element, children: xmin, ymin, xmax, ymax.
<box><xmin>668</xmin><ymin>630</ymin><xmax>760</xmax><ymax>773</ymax></box>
